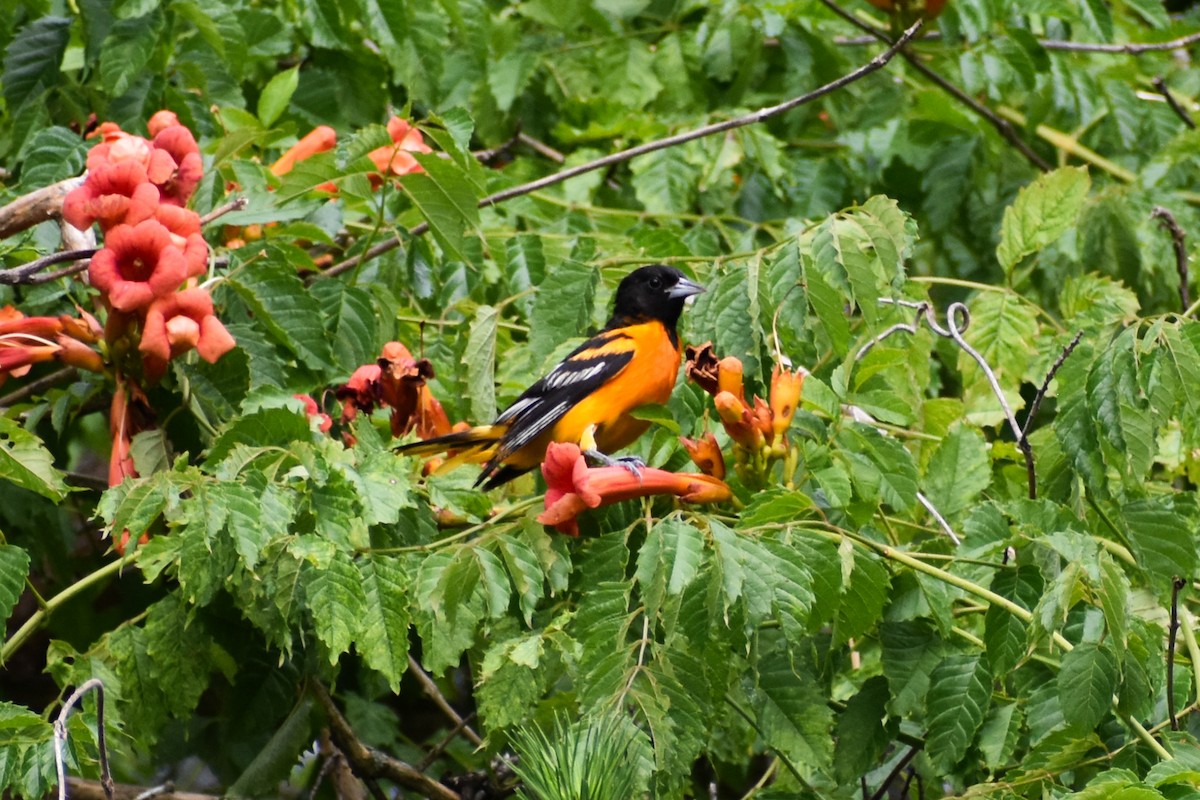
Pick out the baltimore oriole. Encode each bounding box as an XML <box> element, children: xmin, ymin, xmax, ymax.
<box><xmin>397</xmin><ymin>264</ymin><xmax>705</xmax><ymax>488</ymax></box>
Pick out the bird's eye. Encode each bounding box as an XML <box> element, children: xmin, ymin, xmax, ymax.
<box><xmin>648</xmin><ymin>276</ymin><xmax>662</xmax><ymax>289</ymax></box>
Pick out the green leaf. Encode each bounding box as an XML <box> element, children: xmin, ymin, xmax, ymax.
<box><xmin>227</xmin><ymin>695</ymin><xmax>316</xmax><ymax>797</ymax></box>
<box><xmin>1078</xmin><ymin>0</ymin><xmax>1114</xmax><ymax>40</ymax></box>
<box><xmin>1058</xmin><ymin>642</ymin><xmax>1118</xmax><ymax>730</ymax></box>
<box><xmin>958</xmin><ymin>291</ymin><xmax>1039</xmax><ymax>426</ymax></box>
<box><xmin>401</xmin><ymin>153</ymin><xmax>481</xmax><ymax>261</ymax></box>
<box><xmin>978</xmin><ymin>702</ymin><xmax>1023</xmax><ymax>770</ymax></box>
<box><xmin>257</xmin><ymin>66</ymin><xmax>299</xmax><ymax>127</ymax></box>
<box><xmin>2</xmin><ymin>16</ymin><xmax>70</xmax><ymax>110</ymax></box>
<box><xmin>18</xmin><ymin>126</ymin><xmax>87</xmax><ymax>190</ymax></box>
<box><xmin>530</xmin><ymin>258</ymin><xmax>597</xmax><ymax>363</ymax></box>
<box><xmin>635</xmin><ymin>518</ymin><xmax>704</xmax><ymax>618</ymax></box>
<box><xmin>465</xmin><ymin>305</ymin><xmax>499</xmax><ymax>423</ymax></box>
<box><xmin>984</xmin><ymin>566</ymin><xmax>1042</xmax><ymax>673</ymax></box>
<box><xmin>308</xmin><ymin>555</ymin><xmax>368</xmax><ymax>662</ymax></box>
<box><xmin>996</xmin><ymin>166</ymin><xmax>1091</xmax><ymax>275</ymax></box>
<box><xmin>754</xmin><ymin>649</ymin><xmax>833</xmax><ymax>778</ymax></box>
<box><xmin>926</xmin><ymin>654</ymin><xmax>992</xmax><ymax>772</ymax></box>
<box><xmin>311</xmin><ymin>281</ymin><xmax>379</xmax><ymax>372</ymax></box>
<box><xmin>358</xmin><ymin>555</ymin><xmax>411</xmax><ymax>690</ymax></box>
<box><xmin>98</xmin><ymin>13</ymin><xmax>164</xmax><ymax>97</ymax></box>
<box><xmin>0</xmin><ymin>417</ymin><xmax>68</xmax><ymax>501</ymax></box>
<box><xmin>630</xmin><ymin>148</ymin><xmax>698</xmax><ymax>215</ymax></box>
<box><xmin>205</xmin><ymin>408</ymin><xmax>314</xmax><ymax>466</ymax></box>
<box><xmin>227</xmin><ymin>263</ymin><xmax>336</xmax><ymax>371</ymax></box>
<box><xmin>922</xmin><ymin>425</ymin><xmax>991</xmax><ymax>518</ymax></box>
<box><xmin>1122</xmin><ymin>498</ymin><xmax>1197</xmax><ymax>584</ymax></box>
<box><xmin>0</xmin><ymin>545</ymin><xmax>30</xmax><ymax>632</ymax></box>
<box><xmin>836</xmin><ymin>424</ymin><xmax>918</xmax><ymax>511</ymax></box>
<box><xmin>834</xmin><ymin>676</ymin><xmax>893</xmax><ymax>782</ymax></box>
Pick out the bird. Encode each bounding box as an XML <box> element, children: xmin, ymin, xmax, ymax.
<box><xmin>397</xmin><ymin>264</ymin><xmax>705</xmax><ymax>489</ymax></box>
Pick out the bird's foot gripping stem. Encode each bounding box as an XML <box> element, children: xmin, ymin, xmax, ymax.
<box><xmin>584</xmin><ymin>449</ymin><xmax>645</xmax><ymax>476</ymax></box>
<box><xmin>580</xmin><ymin>423</ymin><xmax>644</xmax><ymax>479</ymax></box>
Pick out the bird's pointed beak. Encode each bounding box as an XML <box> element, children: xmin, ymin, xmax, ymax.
<box><xmin>668</xmin><ymin>277</ymin><xmax>706</xmax><ymax>299</ymax></box>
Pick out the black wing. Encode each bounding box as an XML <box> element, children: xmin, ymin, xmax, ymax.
<box><xmin>489</xmin><ymin>330</ymin><xmax>635</xmax><ymax>464</ymax></box>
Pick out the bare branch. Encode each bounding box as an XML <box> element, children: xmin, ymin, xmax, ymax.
<box><xmin>818</xmin><ymin>0</ymin><xmax>1051</xmax><ymax>172</ymax></box>
<box><xmin>517</xmin><ymin>132</ymin><xmax>566</xmax><ymax>163</ymax></box>
<box><xmin>869</xmin><ymin>746</ymin><xmax>919</xmax><ymax>800</ymax></box>
<box><xmin>1020</xmin><ymin>331</ymin><xmax>1083</xmax><ymax>500</ymax></box>
<box><xmin>66</xmin><ymin>780</ymin><xmax>216</xmax><ymax>800</ymax></box>
<box><xmin>55</xmin><ymin>679</ymin><xmax>114</xmax><ymax>800</ymax></box>
<box><xmin>1169</xmin><ymin>576</ymin><xmax>1187</xmax><ymax>731</ymax></box>
<box><xmin>1152</xmin><ymin>206</ymin><xmax>1191</xmax><ymax>312</ymax></box>
<box><xmin>0</xmin><ymin>367</ymin><xmax>80</xmax><ymax>408</ymax></box>
<box><xmin>916</xmin><ymin>492</ymin><xmax>961</xmax><ymax>546</ymax></box>
<box><xmin>1151</xmin><ymin>77</ymin><xmax>1197</xmax><ymax>130</ymax></box>
<box><xmin>407</xmin><ymin>654</ymin><xmax>484</xmax><ymax>747</ymax></box>
<box><xmin>316</xmin><ymin>17</ymin><xmax>924</xmax><ymax>280</ymax></box>
<box><xmin>1040</xmin><ymin>30</ymin><xmax>1200</xmax><ymax>54</ymax></box>
<box><xmin>310</xmin><ymin>681</ymin><xmax>461</xmax><ymax>800</ymax></box>
<box><xmin>835</xmin><ymin>28</ymin><xmax>1200</xmax><ymax>55</ymax></box>
<box><xmin>0</xmin><ymin>176</ymin><xmax>85</xmax><ymax>240</ymax></box>
<box><xmin>198</xmin><ymin>196</ymin><xmax>248</xmax><ymax>226</ymax></box>
<box><xmin>0</xmin><ymin>247</ymin><xmax>95</xmax><ymax>286</ymax></box>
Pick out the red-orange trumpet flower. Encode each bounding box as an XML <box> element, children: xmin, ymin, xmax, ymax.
<box><xmin>536</xmin><ymin>442</ymin><xmax>730</xmax><ymax>536</ymax></box>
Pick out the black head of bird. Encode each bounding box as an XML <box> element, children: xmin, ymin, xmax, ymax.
<box><xmin>608</xmin><ymin>264</ymin><xmax>705</xmax><ymax>330</ymax></box>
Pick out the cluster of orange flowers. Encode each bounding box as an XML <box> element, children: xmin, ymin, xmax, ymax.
<box><xmin>62</xmin><ymin>111</ymin><xmax>234</xmax><ymax>383</ymax></box>
<box><xmin>269</xmin><ymin>116</ymin><xmax>433</xmax><ymax>187</ymax></box>
<box><xmin>682</xmin><ymin>342</ymin><xmax>805</xmax><ymax>476</ymax></box>
<box><xmin>0</xmin><ymin>306</ymin><xmax>104</xmax><ymax>387</ymax></box>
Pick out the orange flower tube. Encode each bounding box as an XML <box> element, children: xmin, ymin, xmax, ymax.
<box><xmin>271</xmin><ymin>126</ymin><xmax>338</xmax><ymax>176</ymax></box>
<box><xmin>537</xmin><ymin>442</ymin><xmax>731</xmax><ymax>536</ymax></box>
<box><xmin>679</xmin><ymin>432</ymin><xmax>726</xmax><ymax>479</ymax></box>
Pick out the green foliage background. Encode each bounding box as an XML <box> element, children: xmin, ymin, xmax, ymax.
<box><xmin>3</xmin><ymin>0</ymin><xmax>1200</xmax><ymax>797</ymax></box>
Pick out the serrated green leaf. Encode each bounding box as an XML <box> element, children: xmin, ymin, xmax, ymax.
<box><xmin>311</xmin><ymin>273</ymin><xmax>379</xmax><ymax>373</ymax></box>
<box><xmin>308</xmin><ymin>555</ymin><xmax>367</xmax><ymax>662</ymax></box>
<box><xmin>227</xmin><ymin>263</ymin><xmax>335</xmax><ymax>370</ymax></box>
<box><xmin>0</xmin><ymin>417</ymin><xmax>68</xmax><ymax>501</ymax></box>
<box><xmin>465</xmin><ymin>305</ymin><xmax>498</xmax><ymax>422</ymax></box>
<box><xmin>996</xmin><ymin>166</ymin><xmax>1090</xmax><ymax>274</ymax></box>
<box><xmin>922</xmin><ymin>425</ymin><xmax>991</xmax><ymax>518</ymax></box>
<box><xmin>978</xmin><ymin>701</ymin><xmax>1023</xmax><ymax>770</ymax></box>
<box><xmin>98</xmin><ymin>13</ymin><xmax>163</xmax><ymax>97</ymax></box>
<box><xmin>530</xmin><ymin>259</ymin><xmax>597</xmax><ymax>363</ymax></box>
<box><xmin>882</xmin><ymin>620</ymin><xmax>942</xmax><ymax>717</ymax></box>
<box><xmin>754</xmin><ymin>650</ymin><xmax>833</xmax><ymax>778</ymax></box>
<box><xmin>205</xmin><ymin>408</ymin><xmax>314</xmax><ymax>466</ymax></box>
<box><xmin>926</xmin><ymin>654</ymin><xmax>992</xmax><ymax>772</ymax></box>
<box><xmin>984</xmin><ymin>566</ymin><xmax>1042</xmax><ymax>673</ymax></box>
<box><xmin>1058</xmin><ymin>642</ymin><xmax>1118</xmax><ymax>730</ymax></box>
<box><xmin>833</xmin><ymin>675</ymin><xmax>892</xmax><ymax>782</ymax></box>
<box><xmin>0</xmin><ymin>545</ymin><xmax>30</xmax><ymax>633</ymax></box>
<box><xmin>630</xmin><ymin>148</ymin><xmax>698</xmax><ymax>215</ymax></box>
<box><xmin>358</xmin><ymin>555</ymin><xmax>411</xmax><ymax>691</ymax></box>
<box><xmin>2</xmin><ymin>17</ymin><xmax>70</xmax><ymax>110</ymax></box>
<box><xmin>401</xmin><ymin>153</ymin><xmax>481</xmax><ymax>262</ymax></box>
<box><xmin>18</xmin><ymin>126</ymin><xmax>86</xmax><ymax>190</ymax></box>
<box><xmin>1122</xmin><ymin>498</ymin><xmax>1197</xmax><ymax>584</ymax></box>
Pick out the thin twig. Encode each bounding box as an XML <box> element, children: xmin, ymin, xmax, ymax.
<box><xmin>1152</xmin><ymin>207</ymin><xmax>1191</xmax><ymax>312</ymax></box>
<box><xmin>834</xmin><ymin>29</ymin><xmax>1200</xmax><ymax>55</ymax></box>
<box><xmin>916</xmin><ymin>492</ymin><xmax>961</xmax><ymax>546</ymax></box>
<box><xmin>1169</xmin><ymin>577</ymin><xmax>1187</xmax><ymax>731</ymax></box>
<box><xmin>309</xmin><ymin>681</ymin><xmax>461</xmax><ymax>800</ymax></box>
<box><xmin>31</xmin><ymin>261</ymin><xmax>91</xmax><ymax>285</ymax></box>
<box><xmin>0</xmin><ymin>366</ymin><xmax>79</xmax><ymax>408</ymax></box>
<box><xmin>316</xmin><ymin>17</ymin><xmax>924</xmax><ymax>280</ymax></box>
<box><xmin>65</xmin><ymin>780</ymin><xmax>214</xmax><ymax>800</ymax></box>
<box><xmin>406</xmin><ymin>654</ymin><xmax>484</xmax><ymax>747</ymax></box>
<box><xmin>869</xmin><ymin>746</ymin><xmax>919</xmax><ymax>800</ymax></box>
<box><xmin>1152</xmin><ymin>77</ymin><xmax>1197</xmax><ymax>130</ymax></box>
<box><xmin>1019</xmin><ymin>332</ymin><xmax>1083</xmax><ymax>499</ymax></box>
<box><xmin>416</xmin><ymin>712</ymin><xmax>480</xmax><ymax>771</ymax></box>
<box><xmin>818</xmin><ymin>0</ymin><xmax>1051</xmax><ymax>172</ymax></box>
<box><xmin>55</xmin><ymin>679</ymin><xmax>114</xmax><ymax>800</ymax></box>
<box><xmin>1041</xmin><ymin>30</ymin><xmax>1200</xmax><ymax>54</ymax></box>
<box><xmin>517</xmin><ymin>132</ymin><xmax>566</xmax><ymax>163</ymax></box>
<box><xmin>0</xmin><ymin>248</ymin><xmax>95</xmax><ymax>286</ymax></box>
<box><xmin>198</xmin><ymin>196</ymin><xmax>248</xmax><ymax>226</ymax></box>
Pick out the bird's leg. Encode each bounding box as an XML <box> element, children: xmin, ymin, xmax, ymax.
<box><xmin>579</xmin><ymin>424</ymin><xmax>644</xmax><ymax>478</ymax></box>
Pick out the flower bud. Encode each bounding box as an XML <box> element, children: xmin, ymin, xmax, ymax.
<box><xmin>770</xmin><ymin>365</ymin><xmax>805</xmax><ymax>438</ymax></box>
<box><xmin>714</xmin><ymin>391</ymin><xmax>762</xmax><ymax>450</ymax></box>
<box><xmin>679</xmin><ymin>432</ymin><xmax>726</xmax><ymax>479</ymax></box>
<box><xmin>717</xmin><ymin>356</ymin><xmax>746</xmax><ymax>403</ymax></box>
